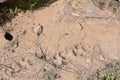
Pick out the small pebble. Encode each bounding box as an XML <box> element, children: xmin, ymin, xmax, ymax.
<box><xmin>33</xmin><ymin>25</ymin><xmax>43</xmax><ymax>36</ymax></box>
<box><xmin>86</xmin><ymin>59</ymin><xmax>91</xmax><ymax>63</ymax></box>
<box><xmin>99</xmin><ymin>55</ymin><xmax>105</xmax><ymax>61</ymax></box>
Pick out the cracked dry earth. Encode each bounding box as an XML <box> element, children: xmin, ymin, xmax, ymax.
<box><xmin>1</xmin><ymin>0</ymin><xmax>120</xmax><ymax>80</ymax></box>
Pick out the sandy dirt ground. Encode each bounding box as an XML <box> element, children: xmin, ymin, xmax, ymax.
<box><xmin>0</xmin><ymin>0</ymin><xmax>120</xmax><ymax>80</ymax></box>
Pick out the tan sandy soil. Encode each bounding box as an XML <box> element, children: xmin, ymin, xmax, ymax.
<box><xmin>0</xmin><ymin>0</ymin><xmax>120</xmax><ymax>80</ymax></box>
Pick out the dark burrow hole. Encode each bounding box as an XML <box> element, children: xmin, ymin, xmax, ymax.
<box><xmin>4</xmin><ymin>32</ymin><xmax>13</xmax><ymax>41</ymax></box>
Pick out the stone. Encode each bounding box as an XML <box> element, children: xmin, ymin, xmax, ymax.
<box><xmin>32</xmin><ymin>25</ymin><xmax>43</xmax><ymax>36</ymax></box>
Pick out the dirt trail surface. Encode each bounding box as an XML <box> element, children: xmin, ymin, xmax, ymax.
<box><xmin>0</xmin><ymin>0</ymin><xmax>120</xmax><ymax>80</ymax></box>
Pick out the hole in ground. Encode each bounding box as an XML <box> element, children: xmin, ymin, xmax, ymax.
<box><xmin>4</xmin><ymin>32</ymin><xmax>13</xmax><ymax>41</ymax></box>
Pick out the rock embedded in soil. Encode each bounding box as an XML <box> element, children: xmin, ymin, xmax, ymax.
<box><xmin>32</xmin><ymin>24</ymin><xmax>43</xmax><ymax>36</ymax></box>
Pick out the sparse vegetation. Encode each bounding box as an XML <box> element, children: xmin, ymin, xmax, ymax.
<box><xmin>99</xmin><ymin>60</ymin><xmax>120</xmax><ymax>80</ymax></box>
<box><xmin>0</xmin><ymin>0</ymin><xmax>56</xmax><ymax>25</ymax></box>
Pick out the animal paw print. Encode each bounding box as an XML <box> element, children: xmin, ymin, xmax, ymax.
<box><xmin>53</xmin><ymin>51</ymin><xmax>67</xmax><ymax>66</ymax></box>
